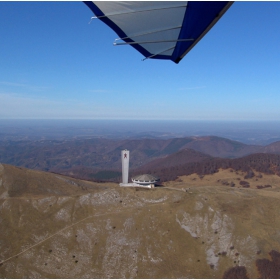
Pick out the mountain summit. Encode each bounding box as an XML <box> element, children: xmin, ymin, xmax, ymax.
<box><xmin>1</xmin><ymin>163</ymin><xmax>280</xmax><ymax>278</ymax></box>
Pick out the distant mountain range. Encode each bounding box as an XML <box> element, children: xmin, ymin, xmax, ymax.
<box><xmin>2</xmin><ymin>136</ymin><xmax>280</xmax><ymax>181</ymax></box>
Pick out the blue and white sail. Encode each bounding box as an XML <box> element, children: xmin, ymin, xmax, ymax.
<box><xmin>84</xmin><ymin>1</ymin><xmax>233</xmax><ymax>63</ymax></box>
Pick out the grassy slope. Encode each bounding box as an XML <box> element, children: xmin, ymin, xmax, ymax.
<box><xmin>165</xmin><ymin>168</ymin><xmax>280</xmax><ymax>189</ymax></box>
<box><xmin>1</xmin><ymin>164</ymin><xmax>280</xmax><ymax>278</ymax></box>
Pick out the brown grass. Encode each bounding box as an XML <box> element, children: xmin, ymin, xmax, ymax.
<box><xmin>2</xmin><ymin>164</ymin><xmax>280</xmax><ymax>278</ymax></box>
<box><xmin>164</xmin><ymin>168</ymin><xmax>280</xmax><ymax>191</ymax></box>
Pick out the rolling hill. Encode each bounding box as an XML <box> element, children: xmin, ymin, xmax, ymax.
<box><xmin>135</xmin><ymin>148</ymin><xmax>212</xmax><ymax>170</ymax></box>
<box><xmin>134</xmin><ymin>152</ymin><xmax>280</xmax><ymax>182</ymax></box>
<box><xmin>2</xmin><ymin>136</ymin><xmax>280</xmax><ymax>182</ymax></box>
<box><xmin>1</xmin><ymin>163</ymin><xmax>280</xmax><ymax>278</ymax></box>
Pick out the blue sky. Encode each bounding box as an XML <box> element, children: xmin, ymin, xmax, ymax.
<box><xmin>1</xmin><ymin>1</ymin><xmax>280</xmax><ymax>121</ymax></box>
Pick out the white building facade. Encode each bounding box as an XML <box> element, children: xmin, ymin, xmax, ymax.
<box><xmin>119</xmin><ymin>149</ymin><xmax>159</xmax><ymax>188</ymax></box>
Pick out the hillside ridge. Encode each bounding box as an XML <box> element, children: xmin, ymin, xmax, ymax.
<box><xmin>134</xmin><ymin>152</ymin><xmax>280</xmax><ymax>182</ymax></box>
<box><xmin>2</xmin><ymin>136</ymin><xmax>280</xmax><ymax>182</ymax></box>
<box><xmin>1</xmin><ymin>163</ymin><xmax>280</xmax><ymax>278</ymax></box>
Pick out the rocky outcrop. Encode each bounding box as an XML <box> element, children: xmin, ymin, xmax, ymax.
<box><xmin>1</xmin><ymin>164</ymin><xmax>280</xmax><ymax>278</ymax></box>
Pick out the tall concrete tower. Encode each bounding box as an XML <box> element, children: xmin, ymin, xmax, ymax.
<box><xmin>121</xmin><ymin>149</ymin><xmax>129</xmax><ymax>184</ymax></box>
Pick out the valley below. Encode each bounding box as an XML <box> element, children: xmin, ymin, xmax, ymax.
<box><xmin>2</xmin><ymin>135</ymin><xmax>280</xmax><ymax>183</ymax></box>
<box><xmin>1</xmin><ymin>163</ymin><xmax>280</xmax><ymax>278</ymax></box>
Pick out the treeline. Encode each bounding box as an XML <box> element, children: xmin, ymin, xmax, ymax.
<box><xmin>52</xmin><ymin>153</ymin><xmax>280</xmax><ymax>183</ymax></box>
<box><xmin>133</xmin><ymin>153</ymin><xmax>280</xmax><ymax>182</ymax></box>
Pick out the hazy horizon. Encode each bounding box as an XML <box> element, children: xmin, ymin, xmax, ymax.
<box><xmin>1</xmin><ymin>119</ymin><xmax>280</xmax><ymax>145</ymax></box>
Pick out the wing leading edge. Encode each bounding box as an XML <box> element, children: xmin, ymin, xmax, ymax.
<box><xmin>84</xmin><ymin>1</ymin><xmax>233</xmax><ymax>63</ymax></box>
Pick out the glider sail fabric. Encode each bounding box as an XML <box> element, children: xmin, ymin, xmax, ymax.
<box><xmin>84</xmin><ymin>1</ymin><xmax>233</xmax><ymax>63</ymax></box>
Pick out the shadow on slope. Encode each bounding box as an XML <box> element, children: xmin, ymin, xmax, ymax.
<box><xmin>1</xmin><ymin>163</ymin><xmax>280</xmax><ymax>278</ymax></box>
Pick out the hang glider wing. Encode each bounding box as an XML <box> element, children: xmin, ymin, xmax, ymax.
<box><xmin>84</xmin><ymin>1</ymin><xmax>233</xmax><ymax>63</ymax></box>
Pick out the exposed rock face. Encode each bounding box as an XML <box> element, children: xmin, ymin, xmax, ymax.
<box><xmin>1</xmin><ymin>164</ymin><xmax>280</xmax><ymax>278</ymax></box>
